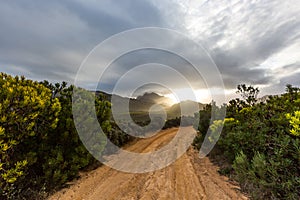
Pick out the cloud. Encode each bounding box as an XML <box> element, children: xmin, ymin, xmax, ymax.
<box><xmin>179</xmin><ymin>0</ymin><xmax>300</xmax><ymax>89</ymax></box>
<box><xmin>0</xmin><ymin>0</ymin><xmax>299</xmax><ymax>99</ymax></box>
<box><xmin>0</xmin><ymin>0</ymin><xmax>167</xmax><ymax>81</ymax></box>
<box><xmin>261</xmin><ymin>62</ymin><xmax>300</xmax><ymax>95</ymax></box>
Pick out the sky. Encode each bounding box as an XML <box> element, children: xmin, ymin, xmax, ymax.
<box><xmin>0</xmin><ymin>0</ymin><xmax>299</xmax><ymax>103</ymax></box>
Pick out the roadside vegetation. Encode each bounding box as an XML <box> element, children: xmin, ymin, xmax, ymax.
<box><xmin>0</xmin><ymin>73</ymin><xmax>182</xmax><ymax>199</ymax></box>
<box><xmin>2</xmin><ymin>72</ymin><xmax>299</xmax><ymax>199</ymax></box>
<box><xmin>0</xmin><ymin>73</ymin><xmax>134</xmax><ymax>199</ymax></box>
<box><xmin>194</xmin><ymin>84</ymin><xmax>300</xmax><ymax>199</ymax></box>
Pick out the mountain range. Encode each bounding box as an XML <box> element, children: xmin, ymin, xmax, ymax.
<box><xmin>95</xmin><ymin>91</ymin><xmax>206</xmax><ymax>120</ymax></box>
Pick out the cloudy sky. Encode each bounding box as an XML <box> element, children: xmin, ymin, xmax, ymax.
<box><xmin>0</xmin><ymin>0</ymin><xmax>299</xmax><ymax>103</ymax></box>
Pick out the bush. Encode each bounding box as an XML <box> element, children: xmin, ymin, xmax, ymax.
<box><xmin>39</xmin><ymin>82</ymin><xmax>111</xmax><ymax>190</ymax></box>
<box><xmin>286</xmin><ymin>111</ymin><xmax>300</xmax><ymax>137</ymax></box>
<box><xmin>0</xmin><ymin>74</ymin><xmax>113</xmax><ymax>199</ymax></box>
<box><xmin>0</xmin><ymin>73</ymin><xmax>61</xmax><ymax>199</ymax></box>
<box><xmin>193</xmin><ymin>84</ymin><xmax>300</xmax><ymax>199</ymax></box>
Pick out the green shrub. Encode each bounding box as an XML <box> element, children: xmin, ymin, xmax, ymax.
<box><xmin>0</xmin><ymin>74</ymin><xmax>113</xmax><ymax>199</ymax></box>
<box><xmin>40</xmin><ymin>82</ymin><xmax>111</xmax><ymax>189</ymax></box>
<box><xmin>0</xmin><ymin>73</ymin><xmax>61</xmax><ymax>199</ymax></box>
<box><xmin>286</xmin><ymin>111</ymin><xmax>300</xmax><ymax>137</ymax></box>
<box><xmin>194</xmin><ymin>84</ymin><xmax>300</xmax><ymax>199</ymax></box>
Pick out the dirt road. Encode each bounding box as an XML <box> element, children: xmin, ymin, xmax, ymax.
<box><xmin>49</xmin><ymin>127</ymin><xmax>248</xmax><ymax>200</ymax></box>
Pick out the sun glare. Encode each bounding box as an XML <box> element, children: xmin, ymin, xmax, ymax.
<box><xmin>165</xmin><ymin>88</ymin><xmax>241</xmax><ymax>104</ymax></box>
<box><xmin>165</xmin><ymin>93</ymin><xmax>180</xmax><ymax>105</ymax></box>
<box><xmin>164</xmin><ymin>88</ymin><xmax>212</xmax><ymax>104</ymax></box>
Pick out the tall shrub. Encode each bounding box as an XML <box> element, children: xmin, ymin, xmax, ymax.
<box><xmin>0</xmin><ymin>73</ymin><xmax>61</xmax><ymax>198</ymax></box>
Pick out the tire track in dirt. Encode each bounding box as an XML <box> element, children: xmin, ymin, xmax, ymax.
<box><xmin>49</xmin><ymin>127</ymin><xmax>248</xmax><ymax>200</ymax></box>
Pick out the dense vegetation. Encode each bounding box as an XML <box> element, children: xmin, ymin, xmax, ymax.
<box><xmin>0</xmin><ymin>73</ymin><xmax>133</xmax><ymax>199</ymax></box>
<box><xmin>3</xmin><ymin>71</ymin><xmax>298</xmax><ymax>199</ymax></box>
<box><xmin>0</xmin><ymin>73</ymin><xmax>62</xmax><ymax>199</ymax></box>
<box><xmin>194</xmin><ymin>84</ymin><xmax>300</xmax><ymax>199</ymax></box>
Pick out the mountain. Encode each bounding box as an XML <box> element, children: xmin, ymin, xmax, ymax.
<box><xmin>136</xmin><ymin>92</ymin><xmax>173</xmax><ymax>107</ymax></box>
<box><xmin>95</xmin><ymin>91</ymin><xmax>172</xmax><ymax>112</ymax></box>
<box><xmin>95</xmin><ymin>91</ymin><xmax>206</xmax><ymax>120</ymax></box>
<box><xmin>167</xmin><ymin>100</ymin><xmax>206</xmax><ymax>119</ymax></box>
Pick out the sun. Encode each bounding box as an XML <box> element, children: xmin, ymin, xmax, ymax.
<box><xmin>164</xmin><ymin>93</ymin><xmax>180</xmax><ymax>105</ymax></box>
<box><xmin>164</xmin><ymin>88</ymin><xmax>213</xmax><ymax>104</ymax></box>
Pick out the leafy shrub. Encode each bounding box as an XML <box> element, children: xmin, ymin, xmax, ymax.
<box><xmin>194</xmin><ymin>84</ymin><xmax>300</xmax><ymax>199</ymax></box>
<box><xmin>163</xmin><ymin>117</ymin><xmax>181</xmax><ymax>129</ymax></box>
<box><xmin>193</xmin><ymin>102</ymin><xmax>226</xmax><ymax>150</ymax></box>
<box><xmin>39</xmin><ymin>82</ymin><xmax>111</xmax><ymax>189</ymax></box>
<box><xmin>0</xmin><ymin>73</ymin><xmax>61</xmax><ymax>199</ymax></box>
<box><xmin>286</xmin><ymin>111</ymin><xmax>300</xmax><ymax>137</ymax></box>
<box><xmin>0</xmin><ymin>74</ymin><xmax>113</xmax><ymax>199</ymax></box>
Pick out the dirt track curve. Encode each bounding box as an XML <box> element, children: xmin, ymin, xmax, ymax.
<box><xmin>49</xmin><ymin>127</ymin><xmax>248</xmax><ymax>200</ymax></box>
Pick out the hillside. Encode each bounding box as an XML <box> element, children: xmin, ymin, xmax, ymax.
<box><xmin>167</xmin><ymin>100</ymin><xmax>206</xmax><ymax>119</ymax></box>
<box><xmin>95</xmin><ymin>91</ymin><xmax>205</xmax><ymax>120</ymax></box>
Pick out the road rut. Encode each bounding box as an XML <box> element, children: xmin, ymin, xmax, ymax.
<box><xmin>49</xmin><ymin>127</ymin><xmax>247</xmax><ymax>200</ymax></box>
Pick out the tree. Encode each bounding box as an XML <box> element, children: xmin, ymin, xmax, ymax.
<box><xmin>236</xmin><ymin>84</ymin><xmax>259</xmax><ymax>106</ymax></box>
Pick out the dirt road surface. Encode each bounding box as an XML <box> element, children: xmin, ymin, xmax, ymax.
<box><xmin>49</xmin><ymin>127</ymin><xmax>248</xmax><ymax>200</ymax></box>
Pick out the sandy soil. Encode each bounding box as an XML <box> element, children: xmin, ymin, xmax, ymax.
<box><xmin>48</xmin><ymin>127</ymin><xmax>248</xmax><ymax>200</ymax></box>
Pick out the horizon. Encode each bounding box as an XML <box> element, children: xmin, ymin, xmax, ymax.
<box><xmin>0</xmin><ymin>70</ymin><xmax>289</xmax><ymax>105</ymax></box>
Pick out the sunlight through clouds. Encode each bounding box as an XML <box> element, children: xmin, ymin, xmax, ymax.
<box><xmin>0</xmin><ymin>0</ymin><xmax>299</xmax><ymax>100</ymax></box>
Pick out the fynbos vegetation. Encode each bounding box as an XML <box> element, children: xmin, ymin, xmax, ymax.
<box><xmin>194</xmin><ymin>84</ymin><xmax>300</xmax><ymax>199</ymax></box>
<box><xmin>0</xmin><ymin>73</ymin><xmax>112</xmax><ymax>199</ymax></box>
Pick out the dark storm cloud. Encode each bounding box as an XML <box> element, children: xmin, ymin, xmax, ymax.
<box><xmin>0</xmin><ymin>0</ymin><xmax>299</xmax><ymax>98</ymax></box>
<box><xmin>0</xmin><ymin>0</ymin><xmax>167</xmax><ymax>82</ymax></box>
<box><xmin>97</xmin><ymin>48</ymin><xmax>207</xmax><ymax>94</ymax></box>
